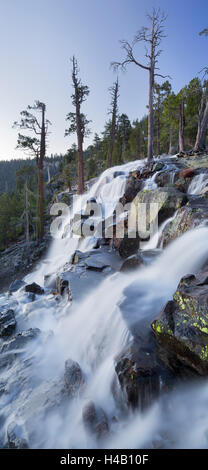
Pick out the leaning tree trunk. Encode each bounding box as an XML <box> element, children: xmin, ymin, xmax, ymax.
<box><xmin>76</xmin><ymin>107</ymin><xmax>85</xmax><ymax>194</ymax></box>
<box><xmin>194</xmin><ymin>98</ymin><xmax>208</xmax><ymax>152</ymax></box>
<box><xmin>147</xmin><ymin>67</ymin><xmax>154</xmax><ymax>163</ymax></box>
<box><xmin>156</xmin><ymin>113</ymin><xmax>160</xmax><ymax>156</ymax></box>
<box><xmin>168</xmin><ymin>126</ymin><xmax>173</xmax><ymax>155</ymax></box>
<box><xmin>107</xmin><ymin>119</ymin><xmax>116</xmax><ymax>168</ymax></box>
<box><xmin>37</xmin><ymin>104</ymin><xmax>46</xmax><ymax>240</ymax></box>
<box><xmin>178</xmin><ymin>100</ymin><xmax>185</xmax><ymax>153</ymax></box>
<box><xmin>156</xmin><ymin>89</ymin><xmax>161</xmax><ymax>156</ymax></box>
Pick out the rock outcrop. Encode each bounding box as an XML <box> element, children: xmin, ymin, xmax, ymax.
<box><xmin>151</xmin><ymin>272</ymin><xmax>208</xmax><ymax>375</ymax></box>
<box><xmin>160</xmin><ymin>195</ymin><xmax>208</xmax><ymax>248</ymax></box>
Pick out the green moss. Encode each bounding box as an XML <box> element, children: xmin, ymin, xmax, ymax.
<box><xmin>200</xmin><ymin>345</ymin><xmax>208</xmax><ymax>361</ymax></box>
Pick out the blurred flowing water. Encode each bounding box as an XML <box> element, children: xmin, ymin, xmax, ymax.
<box><xmin>1</xmin><ymin>157</ymin><xmax>208</xmax><ymax>449</ymax></box>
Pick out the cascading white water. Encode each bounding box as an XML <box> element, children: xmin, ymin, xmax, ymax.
<box><xmin>25</xmin><ymin>159</ymin><xmax>145</xmax><ymax>286</ymax></box>
<box><xmin>143</xmin><ymin>172</ymin><xmax>158</xmax><ymax>190</ymax></box>
<box><xmin>1</xmin><ymin>158</ymin><xmax>208</xmax><ymax>449</ymax></box>
<box><xmin>2</xmin><ymin>223</ymin><xmax>208</xmax><ymax>448</ymax></box>
<box><xmin>188</xmin><ymin>173</ymin><xmax>208</xmax><ymax>195</ymax></box>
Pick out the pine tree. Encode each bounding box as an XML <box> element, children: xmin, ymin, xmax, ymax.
<box><xmin>65</xmin><ymin>56</ymin><xmax>90</xmax><ymax>194</ymax></box>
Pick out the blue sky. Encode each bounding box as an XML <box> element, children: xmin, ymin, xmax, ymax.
<box><xmin>0</xmin><ymin>0</ymin><xmax>208</xmax><ymax>159</ymax></box>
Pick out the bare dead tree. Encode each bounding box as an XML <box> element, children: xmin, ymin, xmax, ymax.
<box><xmin>178</xmin><ymin>98</ymin><xmax>185</xmax><ymax>153</ymax></box>
<box><xmin>107</xmin><ymin>78</ymin><xmax>119</xmax><ymax>167</ymax></box>
<box><xmin>194</xmin><ymin>28</ymin><xmax>208</xmax><ymax>152</ymax></box>
<box><xmin>13</xmin><ymin>101</ymin><xmax>51</xmax><ymax>240</ymax></box>
<box><xmin>65</xmin><ymin>56</ymin><xmax>90</xmax><ymax>194</ymax></box>
<box><xmin>112</xmin><ymin>9</ymin><xmax>168</xmax><ymax>163</ymax></box>
<box><xmin>194</xmin><ymin>98</ymin><xmax>208</xmax><ymax>152</ymax></box>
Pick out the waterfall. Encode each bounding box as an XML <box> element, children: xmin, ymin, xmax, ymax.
<box><xmin>1</xmin><ymin>158</ymin><xmax>208</xmax><ymax>449</ymax></box>
<box><xmin>25</xmin><ymin>159</ymin><xmax>145</xmax><ymax>286</ymax></box>
<box><xmin>188</xmin><ymin>173</ymin><xmax>208</xmax><ymax>195</ymax></box>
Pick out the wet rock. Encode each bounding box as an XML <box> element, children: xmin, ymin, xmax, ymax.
<box><xmin>56</xmin><ymin>274</ymin><xmax>71</xmax><ymax>298</ymax></box>
<box><xmin>82</xmin><ymin>401</ymin><xmax>109</xmax><ymax>440</ymax></box>
<box><xmin>152</xmin><ymin>162</ymin><xmax>165</xmax><ymax>172</ymax></box>
<box><xmin>0</xmin><ymin>309</ymin><xmax>16</xmax><ymax>337</ymax></box>
<box><xmin>9</xmin><ymin>279</ymin><xmax>26</xmax><ymax>294</ymax></box>
<box><xmin>179</xmin><ymin>168</ymin><xmax>196</xmax><ymax>179</ymax></box>
<box><xmin>174</xmin><ymin>177</ymin><xmax>190</xmax><ymax>193</ymax></box>
<box><xmin>120</xmin><ymin>176</ymin><xmax>142</xmax><ymax>204</ymax></box>
<box><xmin>113</xmin><ymin>171</ymin><xmax>125</xmax><ymax>178</ymax></box>
<box><xmin>82</xmin><ymin>401</ymin><xmax>97</xmax><ymax>431</ymax></box>
<box><xmin>85</xmin><ymin>256</ymin><xmax>110</xmax><ymax>271</ymax></box>
<box><xmin>139</xmin><ymin>249</ymin><xmax>162</xmax><ymax>265</ymax></box>
<box><xmin>25</xmin><ymin>282</ymin><xmax>44</xmax><ymax>295</ymax></box>
<box><xmin>7</xmin><ymin>422</ymin><xmax>29</xmax><ymax>449</ymax></box>
<box><xmin>115</xmin><ymin>339</ymin><xmax>160</xmax><ymax>410</ymax></box>
<box><xmin>155</xmin><ymin>171</ymin><xmax>178</xmax><ymax>187</ymax></box>
<box><xmin>64</xmin><ymin>359</ymin><xmax>85</xmax><ymax>397</ymax></box>
<box><xmin>70</xmin><ymin>252</ymin><xmax>79</xmax><ymax>264</ymax></box>
<box><xmin>27</xmin><ymin>293</ymin><xmax>36</xmax><ymax>302</ymax></box>
<box><xmin>131</xmin><ymin>187</ymin><xmax>187</xmax><ymax>227</ymax></box>
<box><xmin>0</xmin><ymin>328</ymin><xmax>41</xmax><ymax>369</ymax></box>
<box><xmin>139</xmin><ymin>165</ymin><xmax>154</xmax><ymax>179</ymax></box>
<box><xmin>151</xmin><ymin>273</ymin><xmax>208</xmax><ymax>375</ymax></box>
<box><xmin>1</xmin><ymin>328</ymin><xmax>41</xmax><ymax>353</ymax></box>
<box><xmin>117</xmin><ymin>231</ymin><xmax>140</xmax><ymax>259</ymax></box>
<box><xmin>87</xmin><ymin>197</ymin><xmax>97</xmax><ymax>204</ymax></box>
<box><xmin>120</xmin><ymin>253</ymin><xmax>143</xmax><ymax>271</ymax></box>
<box><xmin>160</xmin><ymin>196</ymin><xmax>208</xmax><ymax>247</ymax></box>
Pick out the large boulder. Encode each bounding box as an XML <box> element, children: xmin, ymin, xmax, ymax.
<box><xmin>64</xmin><ymin>359</ymin><xmax>85</xmax><ymax>397</ymax></box>
<box><xmin>115</xmin><ymin>231</ymin><xmax>141</xmax><ymax>259</ymax></box>
<box><xmin>160</xmin><ymin>196</ymin><xmax>208</xmax><ymax>247</ymax></box>
<box><xmin>174</xmin><ymin>177</ymin><xmax>190</xmax><ymax>193</ymax></box>
<box><xmin>120</xmin><ymin>253</ymin><xmax>143</xmax><ymax>271</ymax></box>
<box><xmin>115</xmin><ymin>339</ymin><xmax>160</xmax><ymax>410</ymax></box>
<box><xmin>179</xmin><ymin>168</ymin><xmax>196</xmax><ymax>179</ymax></box>
<box><xmin>131</xmin><ymin>187</ymin><xmax>187</xmax><ymax>228</ymax></box>
<box><xmin>151</xmin><ymin>272</ymin><xmax>208</xmax><ymax>375</ymax></box>
<box><xmin>25</xmin><ymin>283</ymin><xmax>44</xmax><ymax>295</ymax></box>
<box><xmin>155</xmin><ymin>171</ymin><xmax>179</xmax><ymax>187</ymax></box>
<box><xmin>120</xmin><ymin>174</ymin><xmax>142</xmax><ymax>204</ymax></box>
<box><xmin>82</xmin><ymin>401</ymin><xmax>109</xmax><ymax>440</ymax></box>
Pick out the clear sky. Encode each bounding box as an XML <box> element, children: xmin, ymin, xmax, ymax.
<box><xmin>0</xmin><ymin>0</ymin><xmax>208</xmax><ymax>160</ymax></box>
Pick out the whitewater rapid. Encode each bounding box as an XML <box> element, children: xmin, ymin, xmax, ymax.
<box><xmin>1</xmin><ymin>157</ymin><xmax>208</xmax><ymax>449</ymax></box>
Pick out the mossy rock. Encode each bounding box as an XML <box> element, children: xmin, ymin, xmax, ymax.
<box><xmin>131</xmin><ymin>187</ymin><xmax>187</xmax><ymax>229</ymax></box>
<box><xmin>151</xmin><ymin>272</ymin><xmax>208</xmax><ymax>375</ymax></box>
